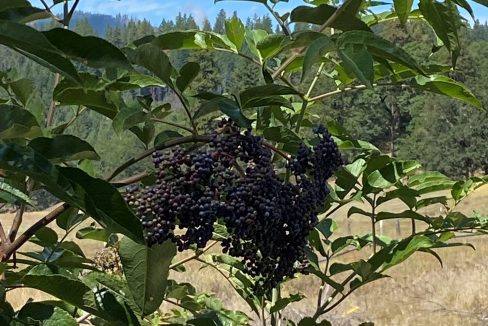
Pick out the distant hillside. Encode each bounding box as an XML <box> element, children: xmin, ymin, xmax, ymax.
<box><xmin>70</xmin><ymin>11</ymin><xmax>129</xmax><ymax>35</ymax></box>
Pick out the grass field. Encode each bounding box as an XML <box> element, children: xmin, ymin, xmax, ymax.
<box><xmin>3</xmin><ymin>185</ymin><xmax>487</xmax><ymax>325</ymax></box>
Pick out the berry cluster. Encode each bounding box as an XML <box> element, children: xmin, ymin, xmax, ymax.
<box><xmin>125</xmin><ymin>120</ymin><xmax>342</xmax><ymax>292</ymax></box>
<box><xmin>126</xmin><ymin>148</ymin><xmax>220</xmax><ymax>250</ymax></box>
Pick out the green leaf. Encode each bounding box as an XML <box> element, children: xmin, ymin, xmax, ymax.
<box><xmin>315</xmin><ymin>218</ymin><xmax>337</xmax><ymax>239</ymax></box>
<box><xmin>307</xmin><ymin>267</ymin><xmax>345</xmax><ymax>291</ymax></box>
<box><xmin>245</xmin><ymin>29</ymin><xmax>267</xmax><ymax>62</ymax></box>
<box><xmin>166</xmin><ymin>280</ymin><xmax>196</xmax><ymax>300</ymax></box>
<box><xmin>56</xmin><ymin>207</ymin><xmax>83</xmax><ymax>231</ymax></box>
<box><xmin>348</xmin><ymin>206</ymin><xmax>372</xmax><ymax>218</ymax></box>
<box><xmin>130</xmin><ymin>122</ymin><xmax>155</xmax><ymax>147</ymax></box>
<box><xmin>394</xmin><ymin>0</ymin><xmax>414</xmax><ymax>25</ymax></box>
<box><xmin>416</xmin><ymin>196</ymin><xmax>448</xmax><ymax>209</ymax></box>
<box><xmin>451</xmin><ymin>177</ymin><xmax>487</xmax><ymax>203</ymax></box>
<box><xmin>240</xmin><ymin>84</ymin><xmax>298</xmax><ymax>108</ymax></box>
<box><xmin>61</xmin><ymin>167</ymin><xmax>144</xmax><ymax>244</ymax></box>
<box><xmin>301</xmin><ymin>36</ymin><xmax>335</xmax><ymax>82</ymax></box>
<box><xmin>54</xmin><ymin>81</ymin><xmax>118</xmax><ymax>119</ymax></box>
<box><xmin>263</xmin><ymin>127</ymin><xmax>302</xmax><ymax>153</ymax></box>
<box><xmin>331</xmin><ymin>235</ymin><xmax>370</xmax><ymax>254</ymax></box>
<box><xmin>177</xmin><ymin>62</ymin><xmax>200</xmax><ymax>92</ymax></box>
<box><xmin>151</xmin><ymin>31</ymin><xmax>235</xmax><ymax>51</ymax></box>
<box><xmin>291</xmin><ymin>3</ymin><xmax>370</xmax><ymax>31</ymax></box>
<box><xmin>112</xmin><ymin>105</ymin><xmax>148</xmax><ymax>133</ymax></box>
<box><xmin>0</xmin><ymin>144</ymin><xmax>80</xmax><ymax>203</ymax></box>
<box><xmin>60</xmin><ymin>241</ymin><xmax>86</xmax><ymax>258</ymax></box>
<box><xmin>0</xmin><ymin>144</ymin><xmax>143</xmax><ymax>243</ymax></box>
<box><xmin>225</xmin><ymin>15</ymin><xmax>245</xmax><ymax>51</ymax></box>
<box><xmin>419</xmin><ymin>0</ymin><xmax>461</xmax><ymax>66</ymax></box>
<box><xmin>0</xmin><ymin>181</ymin><xmax>33</xmax><ymax>205</ymax></box>
<box><xmin>29</xmin><ymin>135</ymin><xmax>100</xmax><ymax>162</ymax></box>
<box><xmin>0</xmin><ymin>0</ymin><xmax>32</xmax><ymax>12</ymax></box>
<box><xmin>128</xmin><ymin>43</ymin><xmax>174</xmax><ymax>85</ymax></box>
<box><xmin>76</xmin><ymin>227</ymin><xmax>113</xmax><ymax>242</ymax></box>
<box><xmin>33</xmin><ymin>227</ymin><xmax>58</xmax><ymax>246</ymax></box>
<box><xmin>43</xmin><ymin>28</ymin><xmax>131</xmax><ymax>70</ymax></box>
<box><xmin>0</xmin><ymin>20</ymin><xmax>80</xmax><ymax>83</ymax></box>
<box><xmin>472</xmin><ymin>0</ymin><xmax>488</xmax><ymax>6</ymax></box>
<box><xmin>414</xmin><ymin>75</ymin><xmax>482</xmax><ymax>108</ymax></box>
<box><xmin>0</xmin><ymin>6</ymin><xmax>49</xmax><ymax>24</ymax></box>
<box><xmin>408</xmin><ymin>171</ymin><xmax>456</xmax><ymax>194</ymax></box>
<box><xmin>17</xmin><ymin>302</ymin><xmax>77</xmax><ymax>326</ymax></box>
<box><xmin>450</xmin><ymin>0</ymin><xmax>474</xmax><ymax>18</ymax></box>
<box><xmin>366</xmin><ymin>160</ymin><xmax>421</xmax><ymax>189</ymax></box>
<box><xmin>376</xmin><ymin>210</ymin><xmax>430</xmax><ymax>223</ymax></box>
<box><xmin>195</xmin><ymin>97</ymin><xmax>252</xmax><ymax>128</ymax></box>
<box><xmin>22</xmin><ymin>264</ymin><xmax>93</xmax><ymax>311</ymax></box>
<box><xmin>338</xmin><ymin>43</ymin><xmax>374</xmax><ymax>87</ymax></box>
<box><xmin>8</xmin><ymin>77</ymin><xmax>33</xmax><ymax>105</ymax></box>
<box><xmin>119</xmin><ymin>237</ymin><xmax>177</xmax><ymax>316</ymax></box>
<box><xmin>0</xmin><ymin>301</ymin><xmax>14</xmax><ymax>325</ymax></box>
<box><xmin>154</xmin><ymin>130</ymin><xmax>184</xmax><ymax>147</ymax></box>
<box><xmin>212</xmin><ymin>223</ymin><xmax>229</xmax><ymax>241</ymax></box>
<box><xmin>337</xmin><ymin>31</ymin><xmax>423</xmax><ymax>76</ymax></box>
<box><xmin>298</xmin><ymin>317</ymin><xmax>331</xmax><ymax>326</ymax></box>
<box><xmin>257</xmin><ymin>34</ymin><xmax>286</xmax><ymax>59</ymax></box>
<box><xmin>376</xmin><ymin>187</ymin><xmax>419</xmax><ymax>209</ymax></box>
<box><xmin>0</xmin><ymin>105</ymin><xmax>41</xmax><ymax>139</ymax></box>
<box><xmin>369</xmin><ymin>235</ymin><xmax>438</xmax><ymax>272</ymax></box>
<box><xmin>329</xmin><ymin>262</ymin><xmax>353</xmax><ymax>275</ymax></box>
<box><xmin>308</xmin><ymin>229</ymin><xmax>327</xmax><ymax>256</ymax></box>
<box><xmin>270</xmin><ymin>293</ymin><xmax>305</xmax><ymax>313</ymax></box>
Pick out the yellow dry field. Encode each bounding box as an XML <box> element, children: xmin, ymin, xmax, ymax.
<box><xmin>2</xmin><ymin>185</ymin><xmax>488</xmax><ymax>325</ymax></box>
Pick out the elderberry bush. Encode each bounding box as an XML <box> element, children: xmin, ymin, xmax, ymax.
<box><xmin>125</xmin><ymin>120</ymin><xmax>342</xmax><ymax>293</ymax></box>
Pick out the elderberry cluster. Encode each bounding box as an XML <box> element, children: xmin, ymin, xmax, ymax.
<box><xmin>125</xmin><ymin>120</ymin><xmax>342</xmax><ymax>293</ymax></box>
<box><xmin>126</xmin><ymin>148</ymin><xmax>220</xmax><ymax>250</ymax></box>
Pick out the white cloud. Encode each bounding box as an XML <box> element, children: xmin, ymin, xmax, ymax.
<box><xmin>182</xmin><ymin>1</ymin><xmax>207</xmax><ymax>25</ymax></box>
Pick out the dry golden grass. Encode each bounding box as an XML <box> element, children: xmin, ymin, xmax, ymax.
<box><xmin>3</xmin><ymin>185</ymin><xmax>488</xmax><ymax>325</ymax></box>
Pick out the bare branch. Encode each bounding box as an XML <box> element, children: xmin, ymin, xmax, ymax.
<box><xmin>262</xmin><ymin>142</ymin><xmax>291</xmax><ymax>161</ymax></box>
<box><xmin>66</xmin><ymin>0</ymin><xmax>81</xmax><ymax>24</ymax></box>
<box><xmin>0</xmin><ymin>221</ymin><xmax>8</xmax><ymax>246</ymax></box>
<box><xmin>46</xmin><ymin>77</ymin><xmax>61</xmax><ymax>127</ymax></box>
<box><xmin>76</xmin><ymin>313</ymin><xmax>91</xmax><ymax>324</ymax></box>
<box><xmin>112</xmin><ymin>172</ymin><xmax>149</xmax><ymax>188</ymax></box>
<box><xmin>39</xmin><ymin>0</ymin><xmax>62</xmax><ymax>23</ymax></box>
<box><xmin>174</xmin><ymin>90</ymin><xmax>198</xmax><ymax>134</ymax></box>
<box><xmin>170</xmin><ymin>240</ymin><xmax>219</xmax><ymax>270</ymax></box>
<box><xmin>151</xmin><ymin>118</ymin><xmax>194</xmax><ymax>133</ymax></box>
<box><xmin>308</xmin><ymin>83</ymin><xmax>409</xmax><ymax>102</ymax></box>
<box><xmin>2</xmin><ymin>204</ymin><xmax>69</xmax><ymax>261</ymax></box>
<box><xmin>264</xmin><ymin>2</ymin><xmax>291</xmax><ymax>36</ymax></box>
<box><xmin>8</xmin><ymin>204</ymin><xmax>25</xmax><ymax>243</ymax></box>
<box><xmin>312</xmin><ymin>272</ymin><xmax>356</xmax><ymax>320</ymax></box>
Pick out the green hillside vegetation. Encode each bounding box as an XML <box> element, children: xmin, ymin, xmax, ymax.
<box><xmin>1</xmin><ymin>11</ymin><xmax>486</xmax><ymax>189</ymax></box>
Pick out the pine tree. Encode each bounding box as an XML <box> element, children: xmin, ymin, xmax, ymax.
<box><xmin>187</xmin><ymin>51</ymin><xmax>222</xmax><ymax>94</ymax></box>
<box><xmin>186</xmin><ymin>14</ymin><xmax>198</xmax><ymax>30</ymax></box>
<box><xmin>202</xmin><ymin>18</ymin><xmax>212</xmax><ymax>31</ymax></box>
<box><xmin>73</xmin><ymin>17</ymin><xmax>95</xmax><ymax>36</ymax></box>
<box><xmin>159</xmin><ymin>19</ymin><xmax>175</xmax><ymax>33</ymax></box>
<box><xmin>213</xmin><ymin>9</ymin><xmax>226</xmax><ymax>33</ymax></box>
<box><xmin>105</xmin><ymin>25</ymin><xmax>124</xmax><ymax>47</ymax></box>
<box><xmin>137</xmin><ymin>19</ymin><xmax>154</xmax><ymax>38</ymax></box>
<box><xmin>175</xmin><ymin>13</ymin><xmax>186</xmax><ymax>30</ymax></box>
<box><xmin>257</xmin><ymin>15</ymin><xmax>273</xmax><ymax>33</ymax></box>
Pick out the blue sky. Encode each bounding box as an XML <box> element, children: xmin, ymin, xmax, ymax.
<box><xmin>31</xmin><ymin>0</ymin><xmax>488</xmax><ymax>25</ymax></box>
